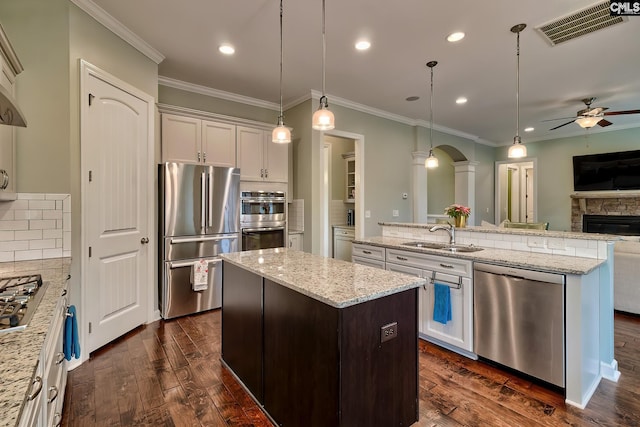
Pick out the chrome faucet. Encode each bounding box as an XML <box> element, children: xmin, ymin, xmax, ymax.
<box><xmin>429</xmin><ymin>223</ymin><xmax>455</xmax><ymax>245</ymax></box>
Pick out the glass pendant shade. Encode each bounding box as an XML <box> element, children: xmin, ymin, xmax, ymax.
<box><xmin>312</xmin><ymin>97</ymin><xmax>335</xmax><ymax>130</ymax></box>
<box><xmin>508</xmin><ymin>137</ymin><xmax>527</xmax><ymax>158</ymax></box>
<box><xmin>272</xmin><ymin>117</ymin><xmax>291</xmax><ymax>143</ymax></box>
<box><xmin>425</xmin><ymin>149</ymin><xmax>439</xmax><ymax>168</ymax></box>
<box><xmin>575</xmin><ymin>116</ymin><xmax>601</xmax><ymax>128</ymax></box>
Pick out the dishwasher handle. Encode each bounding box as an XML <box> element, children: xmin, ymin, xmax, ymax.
<box><xmin>473</xmin><ymin>262</ymin><xmax>565</xmax><ymax>285</ymax></box>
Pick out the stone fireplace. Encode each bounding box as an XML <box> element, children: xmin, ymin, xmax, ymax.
<box><xmin>570</xmin><ymin>191</ymin><xmax>640</xmax><ymax>232</ymax></box>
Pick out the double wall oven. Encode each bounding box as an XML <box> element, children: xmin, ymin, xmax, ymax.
<box><xmin>241</xmin><ymin>190</ymin><xmax>286</xmax><ymax>251</ymax></box>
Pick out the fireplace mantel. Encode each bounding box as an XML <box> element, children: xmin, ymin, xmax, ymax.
<box><xmin>571</xmin><ymin>191</ymin><xmax>640</xmax><ymax>199</ymax></box>
<box><xmin>571</xmin><ymin>191</ymin><xmax>640</xmax><ymax>232</ymax></box>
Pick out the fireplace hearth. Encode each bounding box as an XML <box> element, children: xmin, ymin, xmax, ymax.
<box><xmin>583</xmin><ymin>214</ymin><xmax>640</xmax><ymax>236</ymax></box>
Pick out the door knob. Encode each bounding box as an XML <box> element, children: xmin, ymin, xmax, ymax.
<box><xmin>141</xmin><ymin>237</ymin><xmax>149</xmax><ymax>244</ymax></box>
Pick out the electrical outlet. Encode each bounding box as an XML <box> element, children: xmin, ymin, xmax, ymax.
<box><xmin>392</xmin><ymin>209</ymin><xmax>399</xmax><ymax>217</ymax></box>
<box><xmin>365</xmin><ymin>210</ymin><xmax>371</xmax><ymax>218</ymax></box>
<box><xmin>381</xmin><ymin>322</ymin><xmax>398</xmax><ymax>343</ymax></box>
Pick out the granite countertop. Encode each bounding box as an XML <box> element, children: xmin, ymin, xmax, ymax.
<box><xmin>333</xmin><ymin>224</ymin><xmax>355</xmax><ymax>229</ymax></box>
<box><xmin>378</xmin><ymin>222</ymin><xmax>635</xmax><ymax>241</ymax></box>
<box><xmin>354</xmin><ymin>236</ymin><xmax>604</xmax><ymax>275</ymax></box>
<box><xmin>221</xmin><ymin>248</ymin><xmax>425</xmax><ymax>308</ymax></box>
<box><xmin>288</xmin><ymin>228</ymin><xmax>304</xmax><ymax>235</ymax></box>
<box><xmin>0</xmin><ymin>258</ymin><xmax>71</xmax><ymax>427</ymax></box>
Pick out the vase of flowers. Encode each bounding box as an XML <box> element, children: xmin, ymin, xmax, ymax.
<box><xmin>444</xmin><ymin>204</ymin><xmax>471</xmax><ymax>228</ymax></box>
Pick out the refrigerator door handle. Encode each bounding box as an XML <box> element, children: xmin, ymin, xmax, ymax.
<box><xmin>170</xmin><ymin>235</ymin><xmax>238</xmax><ymax>244</ymax></box>
<box><xmin>168</xmin><ymin>259</ymin><xmax>222</xmax><ymax>269</ymax></box>
<box><xmin>201</xmin><ymin>172</ymin><xmax>206</xmax><ymax>229</ymax></box>
<box><xmin>208</xmin><ymin>171</ymin><xmax>213</xmax><ymax>228</ymax></box>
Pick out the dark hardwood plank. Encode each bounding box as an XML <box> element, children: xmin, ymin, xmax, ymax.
<box><xmin>61</xmin><ymin>309</ymin><xmax>640</xmax><ymax>427</ymax></box>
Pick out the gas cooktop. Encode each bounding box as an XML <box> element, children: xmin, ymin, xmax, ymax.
<box><xmin>0</xmin><ymin>274</ymin><xmax>48</xmax><ymax>333</ymax></box>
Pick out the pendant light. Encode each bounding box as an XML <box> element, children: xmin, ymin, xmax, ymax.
<box><xmin>272</xmin><ymin>0</ymin><xmax>291</xmax><ymax>143</ymax></box>
<box><xmin>507</xmin><ymin>23</ymin><xmax>527</xmax><ymax>159</ymax></box>
<box><xmin>312</xmin><ymin>0</ymin><xmax>335</xmax><ymax>130</ymax></box>
<box><xmin>425</xmin><ymin>61</ymin><xmax>439</xmax><ymax>169</ymax></box>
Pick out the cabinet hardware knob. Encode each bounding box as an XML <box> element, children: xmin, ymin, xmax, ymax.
<box><xmin>439</xmin><ymin>263</ymin><xmax>454</xmax><ymax>269</ymax></box>
<box><xmin>197</xmin><ymin>151</ymin><xmax>201</xmax><ymax>162</ymax></box>
<box><xmin>141</xmin><ymin>237</ymin><xmax>150</xmax><ymax>244</ymax></box>
<box><xmin>397</xmin><ymin>256</ymin><xmax>408</xmax><ymax>261</ymax></box>
<box><xmin>363</xmin><ymin>250</ymin><xmax>372</xmax><ymax>254</ymax></box>
<box><xmin>203</xmin><ymin>152</ymin><xmax>207</xmax><ymax>162</ymax></box>
<box><xmin>53</xmin><ymin>412</ymin><xmax>62</xmax><ymax>427</ymax></box>
<box><xmin>55</xmin><ymin>352</ymin><xmax>65</xmax><ymax>365</ymax></box>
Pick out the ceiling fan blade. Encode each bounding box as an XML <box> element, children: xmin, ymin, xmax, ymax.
<box><xmin>598</xmin><ymin>119</ymin><xmax>613</xmax><ymax>127</ymax></box>
<box><xmin>549</xmin><ymin>120</ymin><xmax>576</xmax><ymax>131</ymax></box>
<box><xmin>541</xmin><ymin>117</ymin><xmax>576</xmax><ymax>122</ymax></box>
<box><xmin>603</xmin><ymin>110</ymin><xmax>640</xmax><ymax>116</ymax></box>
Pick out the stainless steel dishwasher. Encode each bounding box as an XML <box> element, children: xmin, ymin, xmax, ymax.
<box><xmin>473</xmin><ymin>263</ymin><xmax>565</xmax><ymax>388</ymax></box>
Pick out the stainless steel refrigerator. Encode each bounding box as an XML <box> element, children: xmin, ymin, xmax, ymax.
<box><xmin>159</xmin><ymin>162</ymin><xmax>240</xmax><ymax>319</ymax></box>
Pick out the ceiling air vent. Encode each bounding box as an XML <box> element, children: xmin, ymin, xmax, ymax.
<box><xmin>536</xmin><ymin>1</ymin><xmax>627</xmax><ymax>46</ymax></box>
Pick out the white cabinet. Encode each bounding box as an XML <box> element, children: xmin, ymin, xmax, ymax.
<box><xmin>333</xmin><ymin>226</ymin><xmax>354</xmax><ymax>261</ymax></box>
<box><xmin>288</xmin><ymin>232</ymin><xmax>303</xmax><ymax>251</ymax></box>
<box><xmin>237</xmin><ymin>126</ymin><xmax>288</xmax><ymax>182</ymax></box>
<box><xmin>19</xmin><ymin>291</ymin><xmax>68</xmax><ymax>427</ymax></box>
<box><xmin>351</xmin><ymin>243</ymin><xmax>386</xmax><ymax>269</ymax></box>
<box><xmin>161</xmin><ymin>113</ymin><xmax>236</xmax><ymax>167</ymax></box>
<box><xmin>0</xmin><ymin>25</ymin><xmax>23</xmax><ymax>201</ymax></box>
<box><xmin>385</xmin><ymin>248</ymin><xmax>474</xmax><ymax>357</ymax></box>
<box><xmin>342</xmin><ymin>152</ymin><xmax>355</xmax><ymax>203</ymax></box>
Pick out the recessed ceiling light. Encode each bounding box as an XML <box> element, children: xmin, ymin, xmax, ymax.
<box><xmin>355</xmin><ymin>40</ymin><xmax>371</xmax><ymax>50</ymax></box>
<box><xmin>456</xmin><ymin>97</ymin><xmax>468</xmax><ymax>104</ymax></box>
<box><xmin>406</xmin><ymin>96</ymin><xmax>420</xmax><ymax>101</ymax></box>
<box><xmin>524</xmin><ymin>127</ymin><xmax>534</xmax><ymax>132</ymax></box>
<box><xmin>219</xmin><ymin>44</ymin><xmax>235</xmax><ymax>55</ymax></box>
<box><xmin>447</xmin><ymin>32</ymin><xmax>465</xmax><ymax>42</ymax></box>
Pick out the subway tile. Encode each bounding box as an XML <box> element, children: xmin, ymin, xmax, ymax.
<box><xmin>28</xmin><ymin>200</ymin><xmax>56</xmax><ymax>210</ymax></box>
<box><xmin>63</xmin><ymin>231</ymin><xmax>71</xmax><ymax>251</ymax></box>
<box><xmin>0</xmin><ymin>241</ymin><xmax>29</xmax><ymax>251</ymax></box>
<box><xmin>29</xmin><ymin>220</ymin><xmax>57</xmax><ymax>230</ymax></box>
<box><xmin>0</xmin><ymin>209</ymin><xmax>14</xmax><ymax>220</ymax></box>
<box><xmin>0</xmin><ymin>231</ymin><xmax>14</xmax><ymax>241</ymax></box>
<box><xmin>29</xmin><ymin>239</ymin><xmax>56</xmax><ymax>250</ymax></box>
<box><xmin>15</xmin><ymin>249</ymin><xmax>43</xmax><ymax>261</ymax></box>
<box><xmin>0</xmin><ymin>220</ymin><xmax>28</xmax><ymax>231</ymax></box>
<box><xmin>43</xmin><ymin>210</ymin><xmax>63</xmax><ymax>220</ymax></box>
<box><xmin>56</xmin><ymin>238</ymin><xmax>63</xmax><ymax>248</ymax></box>
<box><xmin>45</xmin><ymin>193</ymin><xmax>69</xmax><ymax>200</ymax></box>
<box><xmin>0</xmin><ymin>252</ymin><xmax>14</xmax><ymax>262</ymax></box>
<box><xmin>43</xmin><ymin>248</ymin><xmax>63</xmax><ymax>259</ymax></box>
<box><xmin>63</xmin><ymin>250</ymin><xmax>71</xmax><ymax>258</ymax></box>
<box><xmin>43</xmin><ymin>229</ymin><xmax>63</xmax><ymax>239</ymax></box>
<box><xmin>9</xmin><ymin>200</ymin><xmax>29</xmax><ymax>210</ymax></box>
<box><xmin>14</xmin><ymin>210</ymin><xmax>43</xmax><ymax>220</ymax></box>
<box><xmin>15</xmin><ymin>230</ymin><xmax>43</xmax><ymax>240</ymax></box>
<box><xmin>63</xmin><ymin>197</ymin><xmax>71</xmax><ymax>213</ymax></box>
<box><xmin>575</xmin><ymin>247</ymin><xmax>598</xmax><ymax>259</ymax></box>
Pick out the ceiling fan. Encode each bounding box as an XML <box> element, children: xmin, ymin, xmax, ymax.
<box><xmin>548</xmin><ymin>97</ymin><xmax>640</xmax><ymax>131</ymax></box>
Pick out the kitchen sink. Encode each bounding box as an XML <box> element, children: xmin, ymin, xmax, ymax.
<box><xmin>401</xmin><ymin>241</ymin><xmax>483</xmax><ymax>253</ymax></box>
<box><xmin>402</xmin><ymin>241</ymin><xmax>447</xmax><ymax>249</ymax></box>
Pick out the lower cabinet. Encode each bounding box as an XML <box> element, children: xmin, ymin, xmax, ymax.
<box><xmin>351</xmin><ymin>243</ymin><xmax>385</xmax><ymax>269</ymax></box>
<box><xmin>19</xmin><ymin>291</ymin><xmax>68</xmax><ymax>427</ymax></box>
<box><xmin>333</xmin><ymin>226</ymin><xmax>354</xmax><ymax>261</ymax></box>
<box><xmin>288</xmin><ymin>232</ymin><xmax>303</xmax><ymax>251</ymax></box>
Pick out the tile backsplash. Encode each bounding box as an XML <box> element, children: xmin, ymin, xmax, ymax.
<box><xmin>0</xmin><ymin>193</ymin><xmax>71</xmax><ymax>262</ymax></box>
<box><xmin>288</xmin><ymin>199</ymin><xmax>304</xmax><ymax>231</ymax></box>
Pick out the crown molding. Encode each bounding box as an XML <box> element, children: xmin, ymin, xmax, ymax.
<box><xmin>69</xmin><ymin>0</ymin><xmax>164</xmax><ymax>64</ymax></box>
<box><xmin>159</xmin><ymin>76</ymin><xmax>280</xmax><ymax>111</ymax></box>
<box><xmin>0</xmin><ymin>23</ymin><xmax>23</xmax><ymax>76</ymax></box>
<box><xmin>157</xmin><ymin>103</ymin><xmax>273</xmax><ymax>130</ymax></box>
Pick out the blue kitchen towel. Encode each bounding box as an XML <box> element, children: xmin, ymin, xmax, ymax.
<box><xmin>64</xmin><ymin>305</ymin><xmax>81</xmax><ymax>360</ymax></box>
<box><xmin>433</xmin><ymin>283</ymin><xmax>452</xmax><ymax>325</ymax></box>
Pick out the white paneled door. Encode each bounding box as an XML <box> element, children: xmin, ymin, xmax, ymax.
<box><xmin>81</xmin><ymin>61</ymin><xmax>153</xmax><ymax>354</ymax></box>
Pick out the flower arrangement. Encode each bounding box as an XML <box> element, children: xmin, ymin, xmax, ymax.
<box><xmin>444</xmin><ymin>204</ymin><xmax>471</xmax><ymax>219</ymax></box>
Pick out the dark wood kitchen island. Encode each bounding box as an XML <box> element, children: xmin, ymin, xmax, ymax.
<box><xmin>220</xmin><ymin>248</ymin><xmax>426</xmax><ymax>427</ymax></box>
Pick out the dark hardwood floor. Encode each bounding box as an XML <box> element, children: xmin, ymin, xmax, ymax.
<box><xmin>62</xmin><ymin>310</ymin><xmax>640</xmax><ymax>426</ymax></box>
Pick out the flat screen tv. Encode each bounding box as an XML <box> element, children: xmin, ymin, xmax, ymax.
<box><xmin>573</xmin><ymin>150</ymin><xmax>640</xmax><ymax>191</ymax></box>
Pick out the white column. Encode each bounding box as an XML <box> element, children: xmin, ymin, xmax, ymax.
<box><xmin>453</xmin><ymin>161</ymin><xmax>478</xmax><ymax>225</ymax></box>
<box><xmin>412</xmin><ymin>151</ymin><xmax>428</xmax><ymax>223</ymax></box>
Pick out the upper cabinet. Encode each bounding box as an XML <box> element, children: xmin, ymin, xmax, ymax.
<box><xmin>0</xmin><ymin>24</ymin><xmax>24</xmax><ymax>201</ymax></box>
<box><xmin>161</xmin><ymin>113</ymin><xmax>236</xmax><ymax>167</ymax></box>
<box><xmin>343</xmin><ymin>152</ymin><xmax>355</xmax><ymax>203</ymax></box>
<box><xmin>237</xmin><ymin>126</ymin><xmax>288</xmax><ymax>183</ymax></box>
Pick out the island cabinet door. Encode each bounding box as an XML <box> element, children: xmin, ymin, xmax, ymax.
<box><xmin>263</xmin><ymin>279</ymin><xmax>340</xmax><ymax>427</ymax></box>
<box><xmin>221</xmin><ymin>263</ymin><xmax>264</xmax><ymax>403</ymax></box>
<box><xmin>340</xmin><ymin>289</ymin><xmax>419</xmax><ymax>427</ymax></box>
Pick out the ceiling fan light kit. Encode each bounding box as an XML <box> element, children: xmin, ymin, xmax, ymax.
<box><xmin>272</xmin><ymin>0</ymin><xmax>291</xmax><ymax>143</ymax></box>
<box><xmin>575</xmin><ymin>116</ymin><xmax>601</xmax><ymax>129</ymax></box>
<box><xmin>548</xmin><ymin>97</ymin><xmax>640</xmax><ymax>131</ymax></box>
<box><xmin>508</xmin><ymin>23</ymin><xmax>527</xmax><ymax>159</ymax></box>
<box><xmin>425</xmin><ymin>60</ymin><xmax>439</xmax><ymax>169</ymax></box>
<box><xmin>312</xmin><ymin>0</ymin><xmax>335</xmax><ymax>131</ymax></box>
